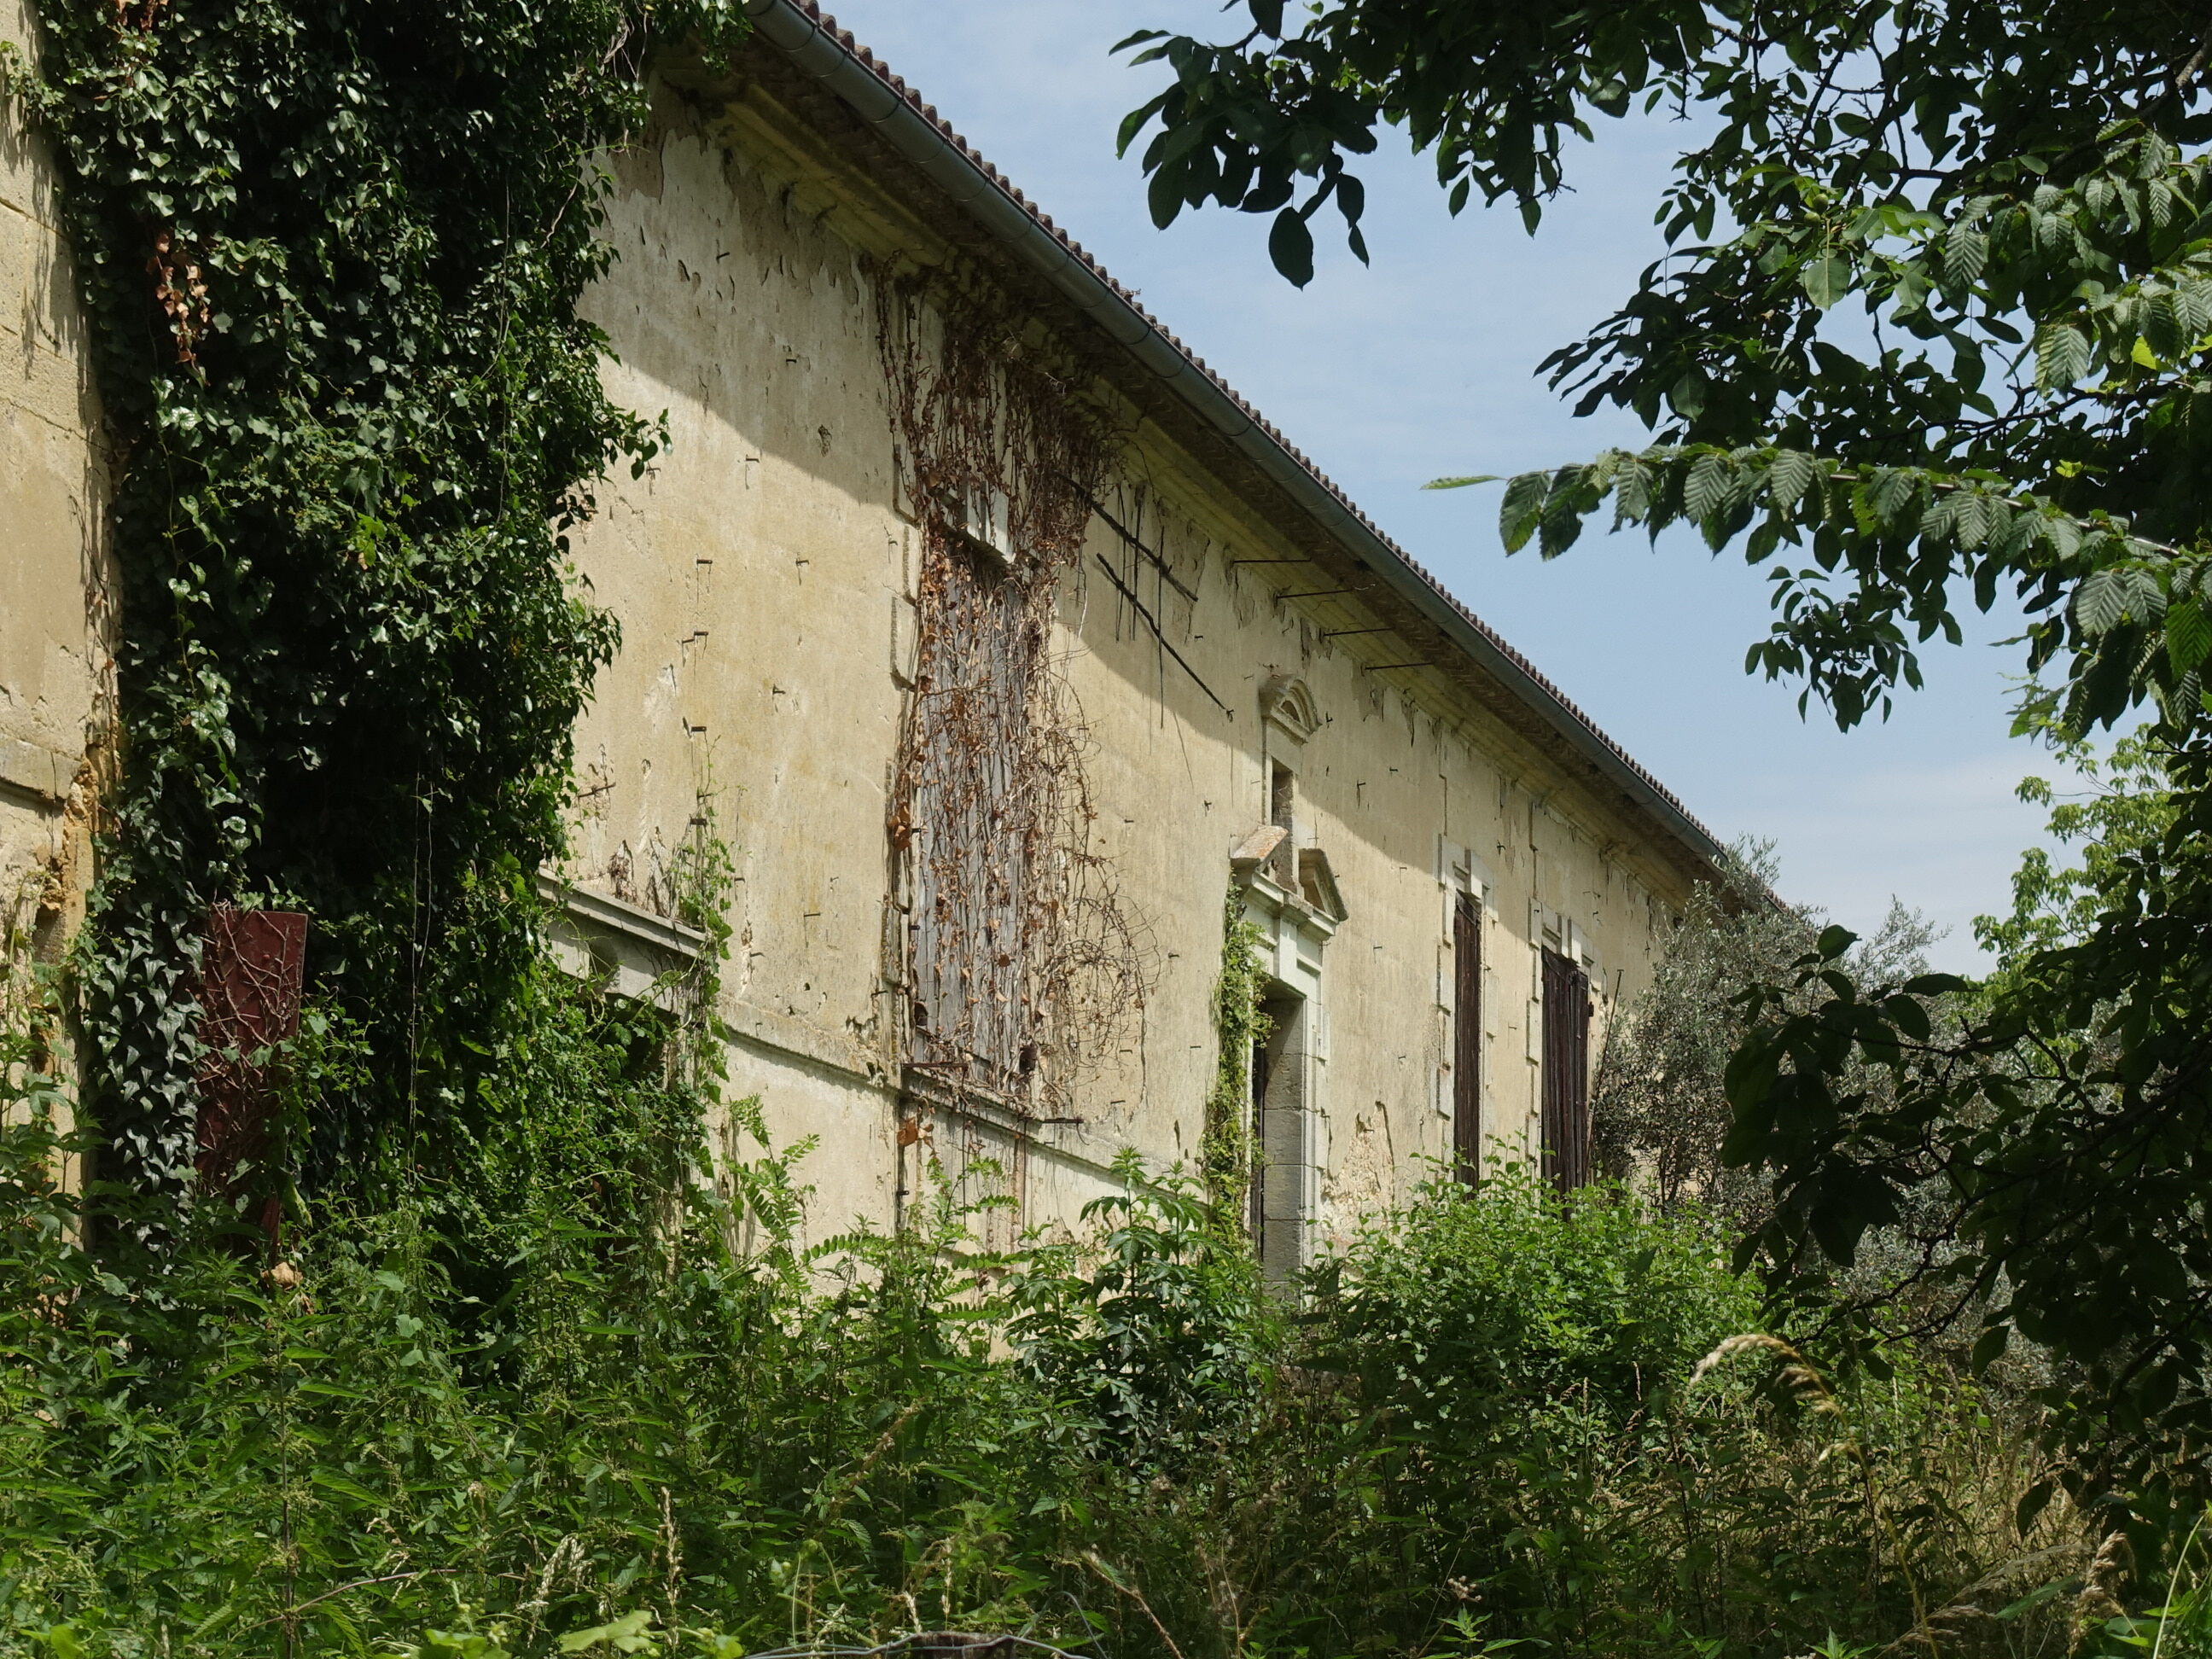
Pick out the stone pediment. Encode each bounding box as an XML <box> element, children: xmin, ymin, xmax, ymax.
<box><xmin>1297</xmin><ymin>847</ymin><xmax>1346</xmax><ymax>924</ymax></box>
<box><xmin>1260</xmin><ymin>672</ymin><xmax>1322</xmax><ymax>742</ymax></box>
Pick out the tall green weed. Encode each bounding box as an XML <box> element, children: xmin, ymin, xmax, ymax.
<box><xmin>1</xmin><ymin>1027</ymin><xmax>2075</xmax><ymax>1659</ymax></box>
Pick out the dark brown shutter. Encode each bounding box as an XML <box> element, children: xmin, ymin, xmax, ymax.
<box><xmin>1452</xmin><ymin>891</ymin><xmax>1481</xmax><ymax>1185</ymax></box>
<box><xmin>1540</xmin><ymin>947</ymin><xmax>1592</xmax><ymax>1192</ymax></box>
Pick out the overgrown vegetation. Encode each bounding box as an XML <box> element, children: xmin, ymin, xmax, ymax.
<box><xmin>2</xmin><ymin>1032</ymin><xmax>2081</xmax><ymax>1659</ymax></box>
<box><xmin>875</xmin><ymin>271</ymin><xmax>1143</xmax><ymax>1103</ymax></box>
<box><xmin>4</xmin><ymin>0</ymin><xmax>2204</xmax><ymax>1653</ymax></box>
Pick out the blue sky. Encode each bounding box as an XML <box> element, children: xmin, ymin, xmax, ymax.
<box><xmin>811</xmin><ymin>1</ymin><xmax>2059</xmax><ymax>971</ymax></box>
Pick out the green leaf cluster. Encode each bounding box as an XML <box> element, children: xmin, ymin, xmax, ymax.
<box><xmin>1118</xmin><ymin>0</ymin><xmax>2212</xmax><ymax>1516</ymax></box>
<box><xmin>1478</xmin><ymin>439</ymin><xmax>2207</xmax><ymax>733</ymax></box>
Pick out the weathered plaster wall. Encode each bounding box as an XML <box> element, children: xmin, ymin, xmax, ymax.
<box><xmin>569</xmin><ymin>90</ymin><xmax>911</xmax><ymax>1239</ymax></box>
<box><xmin>568</xmin><ymin>74</ymin><xmax>1707</xmax><ymax>1251</ymax></box>
<box><xmin>0</xmin><ymin>0</ymin><xmax>110</xmax><ymax>979</ymax></box>
<box><xmin>1059</xmin><ymin>468</ymin><xmax>1685</xmax><ymax>1253</ymax></box>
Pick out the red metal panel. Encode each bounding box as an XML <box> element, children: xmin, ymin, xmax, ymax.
<box><xmin>195</xmin><ymin>906</ymin><xmax>307</xmax><ymax>1252</ymax></box>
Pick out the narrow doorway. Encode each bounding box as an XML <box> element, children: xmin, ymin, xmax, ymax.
<box><xmin>1249</xmin><ymin>989</ymin><xmax>1310</xmax><ymax>1282</ymax></box>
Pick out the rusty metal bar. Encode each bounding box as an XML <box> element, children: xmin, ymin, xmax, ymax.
<box><xmin>1090</xmin><ymin>551</ymin><xmax>1231</xmax><ymax>713</ymax></box>
<box><xmin>1072</xmin><ymin>486</ymin><xmax>1201</xmax><ymax>604</ymax></box>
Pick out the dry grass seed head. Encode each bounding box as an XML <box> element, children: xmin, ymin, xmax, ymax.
<box><xmin>1690</xmin><ymin>1332</ymin><xmax>1842</xmax><ymax>1413</ymax></box>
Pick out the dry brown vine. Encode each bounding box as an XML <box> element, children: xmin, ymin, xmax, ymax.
<box><xmin>876</xmin><ymin>269</ymin><xmax>1144</xmax><ymax>1112</ymax></box>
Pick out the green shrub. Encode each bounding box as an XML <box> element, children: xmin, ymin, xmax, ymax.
<box><xmin>1291</xmin><ymin>1176</ymin><xmax>2052</xmax><ymax>1654</ymax></box>
<box><xmin>0</xmin><ymin>1048</ymin><xmax>2075</xmax><ymax>1659</ymax></box>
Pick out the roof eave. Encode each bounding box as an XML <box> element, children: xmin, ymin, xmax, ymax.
<box><xmin>740</xmin><ymin>0</ymin><xmax>1731</xmax><ymax>881</ymax></box>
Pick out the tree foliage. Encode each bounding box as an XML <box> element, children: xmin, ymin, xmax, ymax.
<box><xmin>1592</xmin><ymin>843</ymin><xmax>1936</xmax><ymax>1224</ymax></box>
<box><xmin>1121</xmin><ymin>0</ymin><xmax>2212</xmax><ymax>1516</ymax></box>
<box><xmin>1118</xmin><ymin>1</ymin><xmax>2212</xmax><ymax>728</ymax></box>
<box><xmin>1974</xmin><ymin>727</ymin><xmax>2182</xmax><ymax>970</ymax></box>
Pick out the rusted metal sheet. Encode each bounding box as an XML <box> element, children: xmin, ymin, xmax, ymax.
<box><xmin>903</xmin><ymin>1638</ymin><xmax>1026</xmax><ymax>1659</ymax></box>
<box><xmin>1540</xmin><ymin>946</ymin><xmax>1592</xmax><ymax>1192</ymax></box>
<box><xmin>1452</xmin><ymin>890</ymin><xmax>1482</xmax><ymax>1185</ymax></box>
<box><xmin>195</xmin><ymin>905</ymin><xmax>307</xmax><ymax>1251</ymax></box>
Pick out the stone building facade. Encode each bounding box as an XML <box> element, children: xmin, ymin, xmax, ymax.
<box><xmin>546</xmin><ymin>5</ymin><xmax>1729</xmax><ymax>1257</ymax></box>
<box><xmin>0</xmin><ymin>0</ymin><xmax>1729</xmax><ymax>1262</ymax></box>
<box><xmin>0</xmin><ymin>0</ymin><xmax>109</xmax><ymax>992</ymax></box>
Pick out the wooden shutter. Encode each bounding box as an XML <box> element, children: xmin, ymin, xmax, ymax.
<box><xmin>905</xmin><ymin>544</ymin><xmax>1033</xmax><ymax>1088</ymax></box>
<box><xmin>1452</xmin><ymin>891</ymin><xmax>1481</xmax><ymax>1185</ymax></box>
<box><xmin>1540</xmin><ymin>947</ymin><xmax>1592</xmax><ymax>1191</ymax></box>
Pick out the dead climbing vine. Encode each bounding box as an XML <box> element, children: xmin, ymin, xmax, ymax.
<box><xmin>876</xmin><ymin>269</ymin><xmax>1144</xmax><ymax>1110</ymax></box>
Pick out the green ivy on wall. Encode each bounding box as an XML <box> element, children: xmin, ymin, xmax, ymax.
<box><xmin>1202</xmin><ymin>888</ymin><xmax>1271</xmax><ymax>1216</ymax></box>
<box><xmin>6</xmin><ymin>0</ymin><xmax>744</xmax><ymax>1219</ymax></box>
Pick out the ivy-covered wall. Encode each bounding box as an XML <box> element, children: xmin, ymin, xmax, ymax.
<box><xmin>1</xmin><ymin>0</ymin><xmax>750</xmax><ymax>1228</ymax></box>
